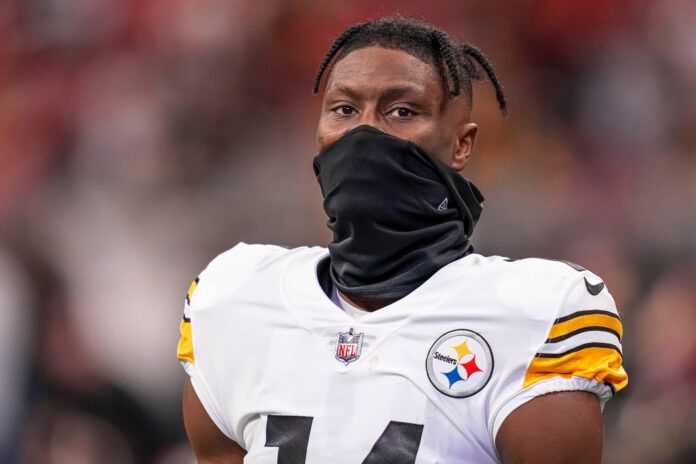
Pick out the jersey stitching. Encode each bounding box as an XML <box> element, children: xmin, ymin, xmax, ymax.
<box><xmin>554</xmin><ymin>309</ymin><xmax>621</xmax><ymax>324</ymax></box>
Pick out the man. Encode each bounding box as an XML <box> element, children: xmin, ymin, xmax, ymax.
<box><xmin>178</xmin><ymin>16</ymin><xmax>627</xmax><ymax>463</ymax></box>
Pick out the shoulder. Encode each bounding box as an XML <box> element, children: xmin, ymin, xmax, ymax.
<box><xmin>202</xmin><ymin>242</ymin><xmax>292</xmax><ymax>279</ymax></box>
<box><xmin>465</xmin><ymin>254</ymin><xmax>594</xmax><ymax>284</ymax></box>
<box><xmin>190</xmin><ymin>242</ymin><xmax>313</xmax><ymax>311</ymax></box>
<box><xmin>489</xmin><ymin>256</ymin><xmax>595</xmax><ymax>288</ymax></box>
<box><xmin>483</xmin><ymin>256</ymin><xmax>627</xmax><ymax>440</ymax></box>
<box><xmin>500</xmin><ymin>257</ymin><xmax>619</xmax><ymax>321</ymax></box>
<box><xmin>464</xmin><ymin>255</ymin><xmax>611</xmax><ymax>322</ymax></box>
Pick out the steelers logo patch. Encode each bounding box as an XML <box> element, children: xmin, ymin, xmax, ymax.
<box><xmin>426</xmin><ymin>329</ymin><xmax>494</xmax><ymax>398</ymax></box>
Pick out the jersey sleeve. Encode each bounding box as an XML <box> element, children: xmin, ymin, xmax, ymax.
<box><xmin>491</xmin><ymin>269</ymin><xmax>628</xmax><ymax>438</ymax></box>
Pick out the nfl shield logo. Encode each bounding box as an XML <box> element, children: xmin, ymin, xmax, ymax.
<box><xmin>335</xmin><ymin>328</ymin><xmax>364</xmax><ymax>365</ymax></box>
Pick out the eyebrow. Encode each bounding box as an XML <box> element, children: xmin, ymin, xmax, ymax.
<box><xmin>381</xmin><ymin>85</ymin><xmax>425</xmax><ymax>101</ymax></box>
<box><xmin>325</xmin><ymin>84</ymin><xmax>426</xmax><ymax>101</ymax></box>
<box><xmin>326</xmin><ymin>84</ymin><xmax>361</xmax><ymax>100</ymax></box>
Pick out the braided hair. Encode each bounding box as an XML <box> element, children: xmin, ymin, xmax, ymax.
<box><xmin>312</xmin><ymin>15</ymin><xmax>508</xmax><ymax>115</ymax></box>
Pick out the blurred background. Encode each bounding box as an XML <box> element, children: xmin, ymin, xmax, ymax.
<box><xmin>0</xmin><ymin>0</ymin><xmax>694</xmax><ymax>462</ymax></box>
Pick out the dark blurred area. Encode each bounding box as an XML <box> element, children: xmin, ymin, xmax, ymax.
<box><xmin>0</xmin><ymin>0</ymin><xmax>694</xmax><ymax>463</ymax></box>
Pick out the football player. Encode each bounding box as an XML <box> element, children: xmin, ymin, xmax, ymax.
<box><xmin>178</xmin><ymin>16</ymin><xmax>627</xmax><ymax>463</ymax></box>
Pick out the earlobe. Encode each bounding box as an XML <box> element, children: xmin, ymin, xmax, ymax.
<box><xmin>451</xmin><ymin>123</ymin><xmax>478</xmax><ymax>171</ymax></box>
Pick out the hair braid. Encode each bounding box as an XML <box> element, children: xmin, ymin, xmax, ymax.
<box><xmin>461</xmin><ymin>43</ymin><xmax>508</xmax><ymax>115</ymax></box>
<box><xmin>312</xmin><ymin>23</ymin><xmax>367</xmax><ymax>95</ymax></box>
<box><xmin>431</xmin><ymin>31</ymin><xmax>462</xmax><ymax>98</ymax></box>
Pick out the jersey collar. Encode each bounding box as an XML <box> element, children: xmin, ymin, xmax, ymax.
<box><xmin>281</xmin><ymin>246</ymin><xmax>481</xmax><ymax>330</ymax></box>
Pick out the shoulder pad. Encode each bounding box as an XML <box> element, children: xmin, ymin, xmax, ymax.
<box><xmin>191</xmin><ymin>242</ymin><xmax>290</xmax><ymax>311</ymax></box>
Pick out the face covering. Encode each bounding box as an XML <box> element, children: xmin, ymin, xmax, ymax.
<box><xmin>313</xmin><ymin>124</ymin><xmax>484</xmax><ymax>300</ymax></box>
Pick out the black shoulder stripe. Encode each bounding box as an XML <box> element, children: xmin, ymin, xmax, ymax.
<box><xmin>556</xmin><ymin>259</ymin><xmax>587</xmax><ymax>272</ymax></box>
<box><xmin>604</xmin><ymin>380</ymin><xmax>616</xmax><ymax>396</ymax></box>
<box><xmin>503</xmin><ymin>257</ymin><xmax>587</xmax><ymax>272</ymax></box>
<box><xmin>554</xmin><ymin>309</ymin><xmax>621</xmax><ymax>324</ymax></box>
<box><xmin>182</xmin><ymin>315</ymin><xmax>191</xmax><ymax>323</ymax></box>
<box><xmin>536</xmin><ymin>342</ymin><xmax>623</xmax><ymax>359</ymax></box>
<box><xmin>545</xmin><ymin>326</ymin><xmax>621</xmax><ymax>344</ymax></box>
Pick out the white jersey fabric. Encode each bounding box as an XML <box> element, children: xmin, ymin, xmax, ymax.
<box><xmin>332</xmin><ymin>287</ymin><xmax>372</xmax><ymax>320</ymax></box>
<box><xmin>178</xmin><ymin>243</ymin><xmax>627</xmax><ymax>463</ymax></box>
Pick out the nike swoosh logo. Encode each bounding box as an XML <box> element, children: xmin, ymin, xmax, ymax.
<box><xmin>584</xmin><ymin>277</ymin><xmax>605</xmax><ymax>296</ymax></box>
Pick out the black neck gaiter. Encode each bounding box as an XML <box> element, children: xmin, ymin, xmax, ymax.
<box><xmin>313</xmin><ymin>125</ymin><xmax>484</xmax><ymax>300</ymax></box>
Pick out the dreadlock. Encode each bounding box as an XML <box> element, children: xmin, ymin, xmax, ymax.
<box><xmin>312</xmin><ymin>15</ymin><xmax>508</xmax><ymax>115</ymax></box>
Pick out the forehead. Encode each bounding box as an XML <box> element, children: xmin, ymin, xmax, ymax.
<box><xmin>324</xmin><ymin>46</ymin><xmax>444</xmax><ymax>98</ymax></box>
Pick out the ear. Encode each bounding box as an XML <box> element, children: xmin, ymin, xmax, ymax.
<box><xmin>450</xmin><ymin>123</ymin><xmax>478</xmax><ymax>171</ymax></box>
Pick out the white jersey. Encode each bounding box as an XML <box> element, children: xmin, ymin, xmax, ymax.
<box><xmin>177</xmin><ymin>243</ymin><xmax>627</xmax><ymax>463</ymax></box>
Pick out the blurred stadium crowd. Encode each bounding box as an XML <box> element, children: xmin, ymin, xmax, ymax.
<box><xmin>0</xmin><ymin>0</ymin><xmax>694</xmax><ymax>463</ymax></box>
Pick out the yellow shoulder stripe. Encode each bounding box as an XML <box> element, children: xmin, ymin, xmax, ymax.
<box><xmin>524</xmin><ymin>345</ymin><xmax>627</xmax><ymax>391</ymax></box>
<box><xmin>548</xmin><ymin>312</ymin><xmax>623</xmax><ymax>341</ymax></box>
<box><xmin>177</xmin><ymin>318</ymin><xmax>194</xmax><ymax>364</ymax></box>
<box><xmin>186</xmin><ymin>277</ymin><xmax>199</xmax><ymax>305</ymax></box>
<box><xmin>178</xmin><ymin>277</ymin><xmax>199</xmax><ymax>364</ymax></box>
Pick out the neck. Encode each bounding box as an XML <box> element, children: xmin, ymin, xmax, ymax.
<box><xmin>337</xmin><ymin>290</ymin><xmax>398</xmax><ymax>311</ymax></box>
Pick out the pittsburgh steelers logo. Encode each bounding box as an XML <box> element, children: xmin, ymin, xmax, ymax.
<box><xmin>426</xmin><ymin>329</ymin><xmax>494</xmax><ymax>398</ymax></box>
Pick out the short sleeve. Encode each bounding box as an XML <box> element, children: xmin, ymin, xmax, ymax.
<box><xmin>492</xmin><ymin>270</ymin><xmax>628</xmax><ymax>437</ymax></box>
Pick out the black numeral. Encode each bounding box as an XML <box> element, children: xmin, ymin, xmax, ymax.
<box><xmin>265</xmin><ymin>416</ymin><xmax>423</xmax><ymax>463</ymax></box>
<box><xmin>265</xmin><ymin>415</ymin><xmax>313</xmax><ymax>464</ymax></box>
<box><xmin>362</xmin><ymin>421</ymin><xmax>424</xmax><ymax>464</ymax></box>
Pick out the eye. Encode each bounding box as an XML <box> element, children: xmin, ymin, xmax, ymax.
<box><xmin>333</xmin><ymin>105</ymin><xmax>357</xmax><ymax>116</ymax></box>
<box><xmin>388</xmin><ymin>107</ymin><xmax>416</xmax><ymax>118</ymax></box>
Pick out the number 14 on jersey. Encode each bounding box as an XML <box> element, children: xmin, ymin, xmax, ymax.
<box><xmin>266</xmin><ymin>415</ymin><xmax>423</xmax><ymax>463</ymax></box>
